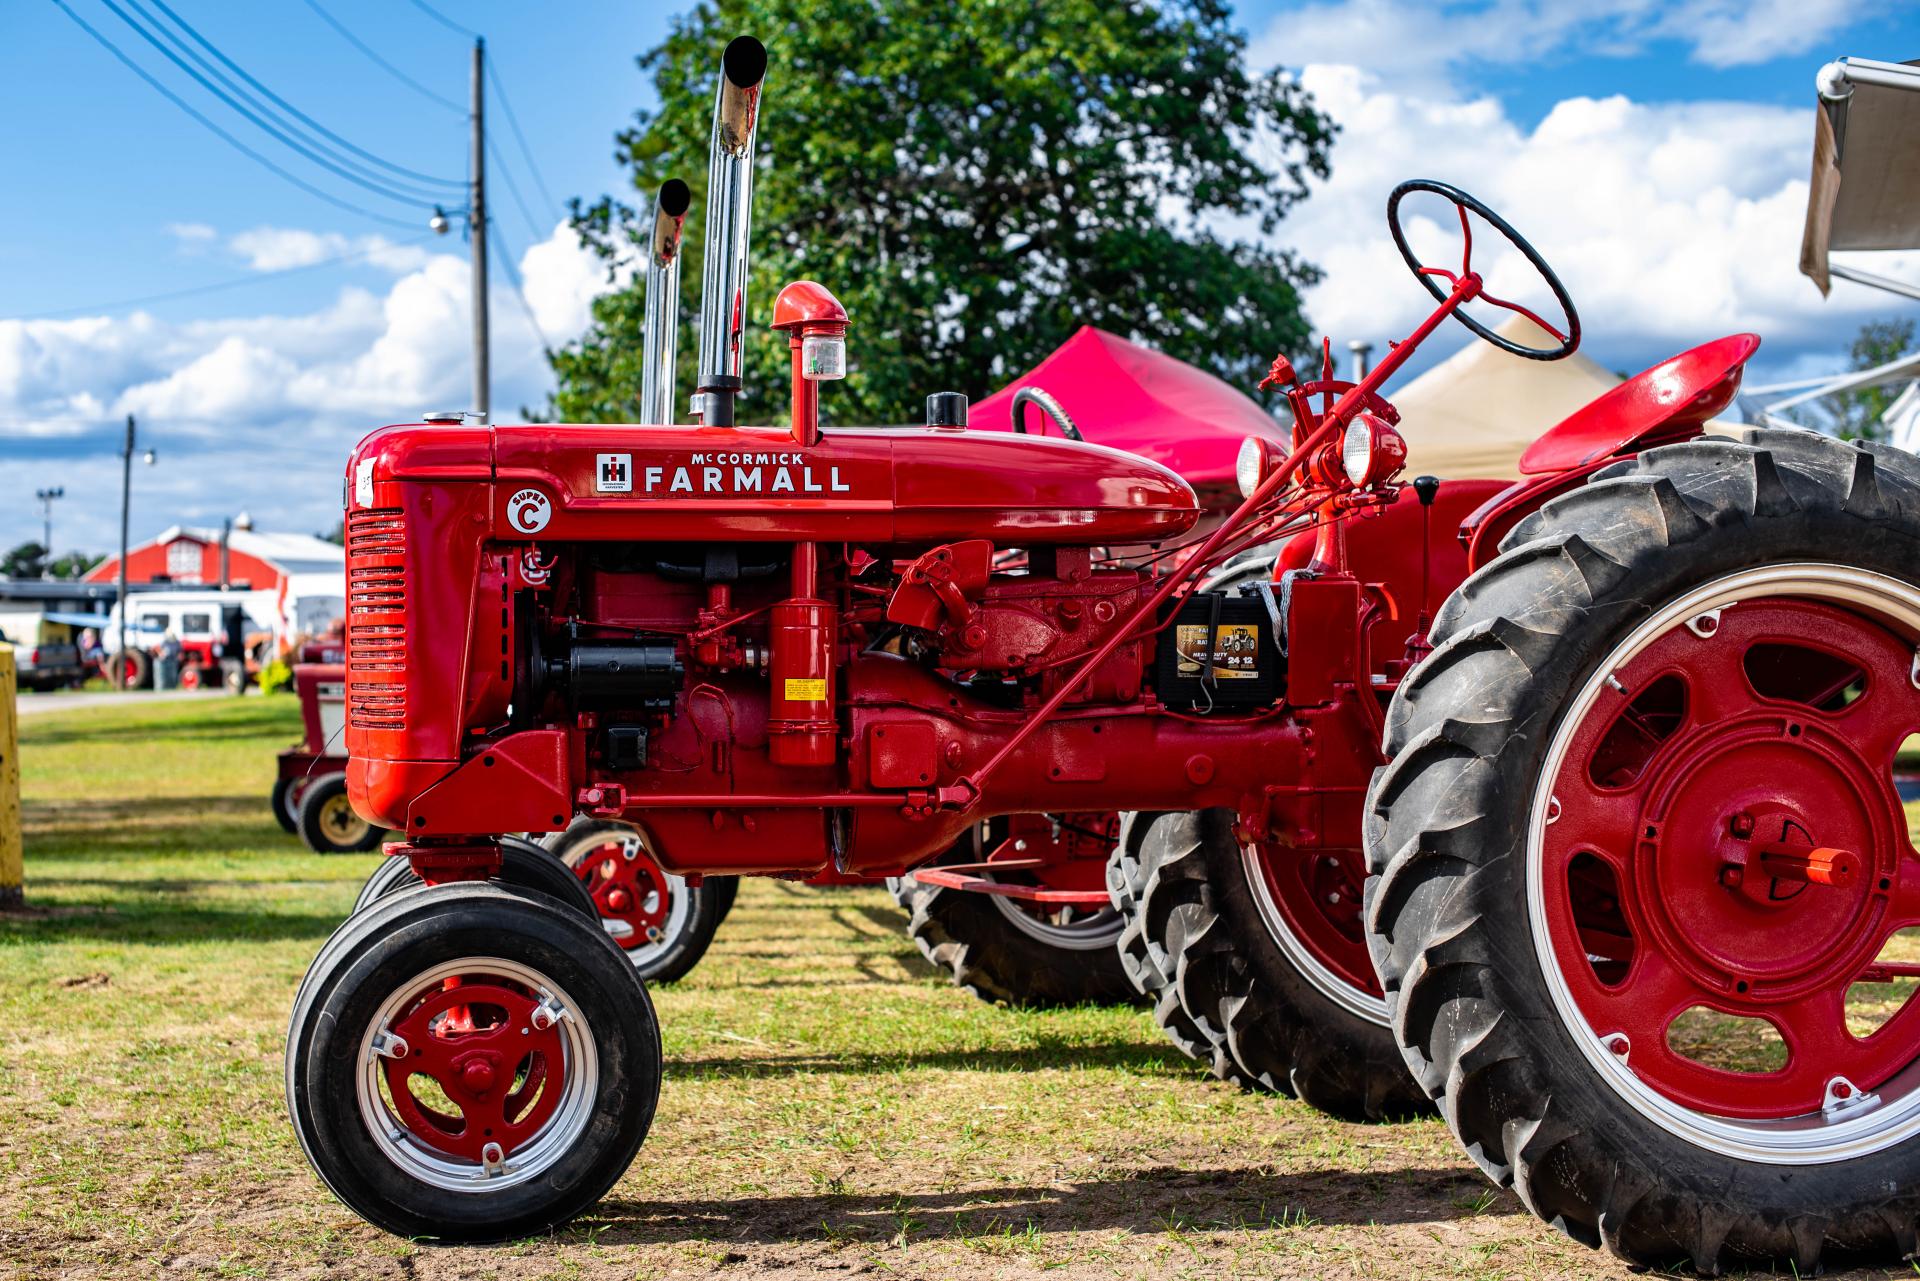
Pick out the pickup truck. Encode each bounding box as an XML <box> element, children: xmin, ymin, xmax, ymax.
<box><xmin>0</xmin><ymin>625</ymin><xmax>85</xmax><ymax>692</ymax></box>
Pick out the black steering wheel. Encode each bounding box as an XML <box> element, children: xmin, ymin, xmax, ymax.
<box><xmin>1387</xmin><ymin>179</ymin><xmax>1580</xmax><ymax>362</ymax></box>
<box><xmin>1010</xmin><ymin>386</ymin><xmax>1084</xmax><ymax>441</ymax></box>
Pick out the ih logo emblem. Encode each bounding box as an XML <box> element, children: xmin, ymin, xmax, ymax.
<box><xmin>595</xmin><ymin>453</ymin><xmax>633</xmax><ymax>493</ymax></box>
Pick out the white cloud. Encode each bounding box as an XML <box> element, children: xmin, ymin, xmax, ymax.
<box><xmin>1267</xmin><ymin>64</ymin><xmax>1919</xmax><ymax>379</ymax></box>
<box><xmin>1252</xmin><ymin>0</ymin><xmax>1879</xmax><ymax>89</ymax></box>
<box><xmin>165</xmin><ymin>222</ymin><xmax>218</xmax><ymax>245</ymax></box>
<box><xmin>0</xmin><ymin>221</ymin><xmax>617</xmax><ymax>552</ymax></box>
<box><xmin>226</xmin><ymin>226</ymin><xmax>432</xmax><ymax>275</ymax></box>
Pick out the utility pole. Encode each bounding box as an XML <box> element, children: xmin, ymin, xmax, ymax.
<box><xmin>116</xmin><ymin>415</ymin><xmax>134</xmax><ymax>686</ymax></box>
<box><xmin>470</xmin><ymin>37</ymin><xmax>490</xmax><ymax>422</ymax></box>
<box><xmin>34</xmin><ymin>487</ymin><xmax>63</xmax><ymax>566</ymax></box>
<box><xmin>115</xmin><ymin>415</ymin><xmax>155</xmax><ymax>690</ymax></box>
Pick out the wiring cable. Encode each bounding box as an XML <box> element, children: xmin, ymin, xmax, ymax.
<box><xmin>405</xmin><ymin>0</ymin><xmax>479</xmax><ymax>41</ymax></box>
<box><xmin>298</xmin><ymin>0</ymin><xmax>464</xmax><ymax>114</ymax></box>
<box><xmin>486</xmin><ymin>57</ymin><xmax>561</xmax><ymax>223</ymax></box>
<box><xmin>489</xmin><ymin>217</ymin><xmax>555</xmax><ymax>358</ymax></box>
<box><xmin>48</xmin><ymin>0</ymin><xmax>425</xmax><ymax>230</ymax></box>
<box><xmin>135</xmin><ymin>0</ymin><xmax>463</xmax><ymax>190</ymax></box>
<box><xmin>11</xmin><ymin>230</ymin><xmax>443</xmax><ymax>321</ymax></box>
<box><xmin>92</xmin><ymin>0</ymin><xmax>442</xmax><ymax>207</ymax></box>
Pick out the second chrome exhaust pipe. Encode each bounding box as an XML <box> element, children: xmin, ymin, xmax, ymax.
<box><xmin>694</xmin><ymin>35</ymin><xmax>767</xmax><ymax>427</ymax></box>
<box><xmin>640</xmin><ymin>178</ymin><xmax>691</xmax><ymax>425</ymax></box>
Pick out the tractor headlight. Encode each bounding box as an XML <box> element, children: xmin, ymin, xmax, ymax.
<box><xmin>1236</xmin><ymin>435</ymin><xmax>1287</xmax><ymax>500</ymax></box>
<box><xmin>1341</xmin><ymin>412</ymin><xmax>1407</xmax><ymax>488</ymax></box>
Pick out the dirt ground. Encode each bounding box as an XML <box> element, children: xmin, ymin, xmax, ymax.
<box><xmin>2</xmin><ymin>697</ymin><xmax>1915</xmax><ymax>1280</ymax></box>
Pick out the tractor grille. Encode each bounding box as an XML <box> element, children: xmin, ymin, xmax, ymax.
<box><xmin>346</xmin><ymin>508</ymin><xmax>407</xmax><ymax>731</ymax></box>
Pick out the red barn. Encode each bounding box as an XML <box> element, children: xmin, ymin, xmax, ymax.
<box><xmin>86</xmin><ymin>521</ymin><xmax>344</xmax><ymax>592</ymax></box>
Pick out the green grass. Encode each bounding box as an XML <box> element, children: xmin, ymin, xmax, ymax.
<box><xmin>1</xmin><ymin>697</ymin><xmax>1915</xmax><ymax>1280</ymax></box>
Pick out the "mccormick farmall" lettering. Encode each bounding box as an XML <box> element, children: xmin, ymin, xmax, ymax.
<box><xmin>639</xmin><ymin>451</ymin><xmax>855</xmax><ymax>496</ymax></box>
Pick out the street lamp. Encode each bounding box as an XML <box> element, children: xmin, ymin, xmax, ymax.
<box><xmin>34</xmin><ymin>486</ymin><xmax>63</xmax><ymax>570</ymax></box>
<box><xmin>115</xmin><ymin>415</ymin><xmax>156</xmax><ymax>690</ymax></box>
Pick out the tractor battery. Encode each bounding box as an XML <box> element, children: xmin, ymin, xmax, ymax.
<box><xmin>1153</xmin><ymin>592</ymin><xmax>1280</xmax><ymax>712</ymax></box>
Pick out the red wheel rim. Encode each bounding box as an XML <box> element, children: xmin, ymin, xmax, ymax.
<box><xmin>1247</xmin><ymin>842</ymin><xmax>1383</xmax><ymax>1005</ymax></box>
<box><xmin>378</xmin><ymin>979</ymin><xmax>568</xmax><ymax>1162</ymax></box>
<box><xmin>1538</xmin><ymin>575</ymin><xmax>1920</xmax><ymax>1152</ymax></box>
<box><xmin>573</xmin><ymin>836</ymin><xmax>674</xmax><ymax>951</ymax></box>
<box><xmin>357</xmin><ymin>956</ymin><xmax>598</xmax><ymax>1189</ymax></box>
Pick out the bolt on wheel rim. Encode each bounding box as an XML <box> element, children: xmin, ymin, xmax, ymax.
<box><xmin>564</xmin><ymin>828</ymin><xmax>691</xmax><ymax>964</ymax></box>
<box><xmin>355</xmin><ymin>956</ymin><xmax>598</xmax><ymax>1192</ymax></box>
<box><xmin>1530</xmin><ymin>564</ymin><xmax>1920</xmax><ymax>1163</ymax></box>
<box><xmin>1243</xmin><ymin>842</ymin><xmax>1388</xmax><ymax>1024</ymax></box>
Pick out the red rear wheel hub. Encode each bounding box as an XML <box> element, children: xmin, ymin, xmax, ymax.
<box><xmin>1248</xmin><ymin>843</ymin><xmax>1382</xmax><ymax>1000</ymax></box>
<box><xmin>1544</xmin><ymin>595</ymin><xmax>1920</xmax><ymax>1122</ymax></box>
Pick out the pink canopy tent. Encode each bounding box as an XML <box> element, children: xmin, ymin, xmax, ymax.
<box><xmin>970</xmin><ymin>327</ymin><xmax>1288</xmax><ymax>494</ymax></box>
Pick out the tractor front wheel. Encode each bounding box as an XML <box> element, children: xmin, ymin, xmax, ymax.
<box><xmin>543</xmin><ymin>819</ymin><xmax>729</xmax><ymax>985</ymax></box>
<box><xmin>286</xmin><ymin>882</ymin><xmax>659</xmax><ymax>1241</ymax></box>
<box><xmin>1367</xmin><ymin>429</ymin><xmax>1920</xmax><ymax>1272</ymax></box>
<box><xmin>1112</xmin><ymin>810</ymin><xmax>1426</xmax><ymax>1117</ymax></box>
<box><xmin>353</xmin><ymin>835</ymin><xmax>600</xmax><ymax>924</ymax></box>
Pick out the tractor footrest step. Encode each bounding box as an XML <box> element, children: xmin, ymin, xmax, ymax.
<box><xmin>911</xmin><ymin>867</ymin><xmax>1109</xmax><ymax>906</ymax></box>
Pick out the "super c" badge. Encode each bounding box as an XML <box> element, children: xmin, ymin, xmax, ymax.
<box><xmin>507</xmin><ymin>487</ymin><xmax>551</xmax><ymax>534</ymax></box>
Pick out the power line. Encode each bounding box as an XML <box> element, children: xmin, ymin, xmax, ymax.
<box><xmin>48</xmin><ymin>0</ymin><xmax>425</xmax><ymax>231</ymax></box>
<box><xmin>489</xmin><ymin>218</ymin><xmax>554</xmax><ymax>359</ymax></box>
<box><xmin>93</xmin><ymin>0</ymin><xmax>439</xmax><ymax>207</ymax></box>
<box><xmin>486</xmin><ymin>58</ymin><xmax>561</xmax><ymax>223</ymax></box>
<box><xmin>299</xmin><ymin>0</ymin><xmax>464</xmax><ymax>115</ymax></box>
<box><xmin>488</xmin><ymin>134</ymin><xmax>548</xmax><ymax>241</ymax></box>
<box><xmin>405</xmin><ymin>0</ymin><xmax>479</xmax><ymax>41</ymax></box>
<box><xmin>10</xmin><ymin>231</ymin><xmax>443</xmax><ymax>321</ymax></box>
<box><xmin>136</xmin><ymin>0</ymin><xmax>463</xmax><ymax>192</ymax></box>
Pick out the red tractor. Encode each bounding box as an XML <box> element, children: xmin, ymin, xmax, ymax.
<box><xmin>285</xmin><ymin>37</ymin><xmax>1920</xmax><ymax>1273</ymax></box>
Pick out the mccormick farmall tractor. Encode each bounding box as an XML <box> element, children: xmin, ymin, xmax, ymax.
<box><xmin>285</xmin><ymin>35</ymin><xmax>1920</xmax><ymax>1273</ymax></box>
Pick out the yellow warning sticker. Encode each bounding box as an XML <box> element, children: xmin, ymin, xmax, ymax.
<box><xmin>784</xmin><ymin>678</ymin><xmax>828</xmax><ymax>701</ymax></box>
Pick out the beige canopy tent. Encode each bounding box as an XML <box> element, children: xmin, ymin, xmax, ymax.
<box><xmin>1388</xmin><ymin>314</ymin><xmax>1622</xmax><ymax>480</ymax></box>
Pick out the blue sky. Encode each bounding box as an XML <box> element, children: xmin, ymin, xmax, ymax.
<box><xmin>3</xmin><ymin>0</ymin><xmax>1919</xmax><ymax>555</ymax></box>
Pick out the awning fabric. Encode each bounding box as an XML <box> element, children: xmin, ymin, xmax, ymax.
<box><xmin>1800</xmin><ymin>58</ymin><xmax>1920</xmax><ymax>295</ymax></box>
<box><xmin>970</xmin><ymin>326</ymin><xmax>1288</xmax><ymax>488</ymax></box>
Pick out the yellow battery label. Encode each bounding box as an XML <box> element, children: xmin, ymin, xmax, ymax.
<box><xmin>784</xmin><ymin>677</ymin><xmax>828</xmax><ymax>701</ymax></box>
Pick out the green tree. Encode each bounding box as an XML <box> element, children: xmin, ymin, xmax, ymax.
<box><xmin>550</xmin><ymin>0</ymin><xmax>1334</xmax><ymax>426</ymax></box>
<box><xmin>2</xmin><ymin>542</ymin><xmax>47</xmax><ymax>579</ymax></box>
<box><xmin>45</xmin><ymin>551</ymin><xmax>103</xmax><ymax>580</ymax></box>
<box><xmin>1823</xmin><ymin>319</ymin><xmax>1915</xmax><ymax>442</ymax></box>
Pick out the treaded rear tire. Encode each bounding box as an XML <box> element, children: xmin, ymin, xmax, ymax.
<box><xmin>889</xmin><ymin>822</ymin><xmax>1136</xmax><ymax>1007</ymax></box>
<box><xmin>1365</xmin><ymin>429</ymin><xmax>1920</xmax><ymax>1273</ymax></box>
<box><xmin>1115</xmin><ymin>810</ymin><xmax>1426</xmax><ymax>1116</ymax></box>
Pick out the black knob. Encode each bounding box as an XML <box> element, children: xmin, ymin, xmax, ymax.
<box><xmin>1412</xmin><ymin>475</ymin><xmax>1441</xmax><ymax>507</ymax></box>
<box><xmin>926</xmin><ymin>392</ymin><xmax>968</xmax><ymax>428</ymax></box>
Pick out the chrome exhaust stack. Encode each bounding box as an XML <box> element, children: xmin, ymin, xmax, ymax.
<box><xmin>639</xmin><ymin>178</ymin><xmax>691</xmax><ymax>424</ymax></box>
<box><xmin>694</xmin><ymin>35</ymin><xmax>767</xmax><ymax>427</ymax></box>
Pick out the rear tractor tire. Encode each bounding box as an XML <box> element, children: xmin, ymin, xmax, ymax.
<box><xmin>891</xmin><ymin>817</ymin><xmax>1136</xmax><ymax>1007</ymax></box>
<box><xmin>1367</xmin><ymin>429</ymin><xmax>1920</xmax><ymax>1272</ymax></box>
<box><xmin>286</xmin><ymin>882</ymin><xmax>660</xmax><ymax>1242</ymax></box>
<box><xmin>1111</xmin><ymin>810</ymin><xmax>1427</xmax><ymax>1118</ymax></box>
